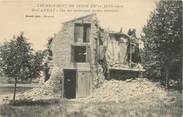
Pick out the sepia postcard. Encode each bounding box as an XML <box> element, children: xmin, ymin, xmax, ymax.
<box><xmin>0</xmin><ymin>0</ymin><xmax>182</xmax><ymax>117</ymax></box>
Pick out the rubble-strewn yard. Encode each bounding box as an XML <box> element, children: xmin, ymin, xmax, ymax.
<box><xmin>1</xmin><ymin>78</ymin><xmax>175</xmax><ymax>104</ymax></box>
<box><xmin>0</xmin><ymin>78</ymin><xmax>182</xmax><ymax>117</ymax></box>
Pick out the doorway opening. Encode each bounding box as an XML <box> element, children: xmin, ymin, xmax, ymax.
<box><xmin>64</xmin><ymin>69</ymin><xmax>76</xmax><ymax>99</ymax></box>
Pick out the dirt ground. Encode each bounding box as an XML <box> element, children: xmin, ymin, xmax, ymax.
<box><xmin>0</xmin><ymin>92</ymin><xmax>182</xmax><ymax>117</ymax></box>
<box><xmin>0</xmin><ymin>78</ymin><xmax>182</xmax><ymax>117</ymax></box>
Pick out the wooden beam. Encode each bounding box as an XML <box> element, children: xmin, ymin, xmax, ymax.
<box><xmin>109</xmin><ymin>66</ymin><xmax>145</xmax><ymax>72</ymax></box>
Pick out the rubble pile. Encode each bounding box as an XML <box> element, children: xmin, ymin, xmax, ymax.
<box><xmin>19</xmin><ymin>82</ymin><xmax>60</xmax><ymax>100</ymax></box>
<box><xmin>17</xmin><ymin>67</ymin><xmax>63</xmax><ymax>100</ymax></box>
<box><xmin>85</xmin><ymin>78</ymin><xmax>169</xmax><ymax>105</ymax></box>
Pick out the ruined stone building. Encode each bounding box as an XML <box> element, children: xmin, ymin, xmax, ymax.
<box><xmin>45</xmin><ymin>14</ymin><xmax>144</xmax><ymax>99</ymax></box>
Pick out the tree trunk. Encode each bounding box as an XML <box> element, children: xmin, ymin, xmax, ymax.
<box><xmin>182</xmin><ymin>31</ymin><xmax>183</xmax><ymax>93</ymax></box>
<box><xmin>165</xmin><ymin>68</ymin><xmax>169</xmax><ymax>90</ymax></box>
<box><xmin>13</xmin><ymin>77</ymin><xmax>17</xmax><ymax>105</ymax></box>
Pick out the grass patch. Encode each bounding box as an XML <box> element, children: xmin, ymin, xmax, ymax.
<box><xmin>0</xmin><ymin>91</ymin><xmax>182</xmax><ymax>117</ymax></box>
<box><xmin>8</xmin><ymin>98</ymin><xmax>61</xmax><ymax>106</ymax></box>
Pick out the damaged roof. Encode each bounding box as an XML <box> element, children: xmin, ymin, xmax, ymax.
<box><xmin>109</xmin><ymin>32</ymin><xmax>130</xmax><ymax>39</ymax></box>
<box><xmin>62</xmin><ymin>13</ymin><xmax>96</xmax><ymax>24</ymax></box>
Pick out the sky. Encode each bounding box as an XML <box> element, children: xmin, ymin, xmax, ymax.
<box><xmin>0</xmin><ymin>0</ymin><xmax>158</xmax><ymax>50</ymax></box>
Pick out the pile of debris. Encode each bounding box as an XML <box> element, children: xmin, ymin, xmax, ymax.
<box><xmin>18</xmin><ymin>67</ymin><xmax>62</xmax><ymax>101</ymax></box>
<box><xmin>84</xmin><ymin>78</ymin><xmax>172</xmax><ymax>106</ymax></box>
